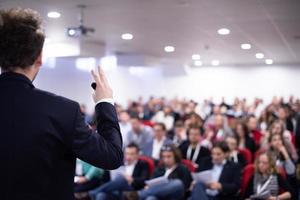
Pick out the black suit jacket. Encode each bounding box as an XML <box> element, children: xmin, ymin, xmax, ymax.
<box><xmin>179</xmin><ymin>141</ymin><xmax>210</xmax><ymax>171</ymax></box>
<box><xmin>198</xmin><ymin>157</ymin><xmax>241</xmax><ymax>200</ymax></box>
<box><xmin>0</xmin><ymin>72</ymin><xmax>123</xmax><ymax>200</ymax></box>
<box><xmin>152</xmin><ymin>164</ymin><xmax>193</xmax><ymax>191</ymax></box>
<box><xmin>131</xmin><ymin>160</ymin><xmax>150</xmax><ymax>190</ymax></box>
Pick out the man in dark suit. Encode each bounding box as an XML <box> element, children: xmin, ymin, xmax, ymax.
<box><xmin>0</xmin><ymin>8</ymin><xmax>123</xmax><ymax>200</ymax></box>
<box><xmin>179</xmin><ymin>125</ymin><xmax>210</xmax><ymax>171</ymax></box>
<box><xmin>190</xmin><ymin>142</ymin><xmax>241</xmax><ymax>200</ymax></box>
<box><xmin>89</xmin><ymin>143</ymin><xmax>150</xmax><ymax>200</ymax></box>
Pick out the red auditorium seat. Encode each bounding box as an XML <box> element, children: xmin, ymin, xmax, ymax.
<box><xmin>240</xmin><ymin>164</ymin><xmax>287</xmax><ymax>197</ymax></box>
<box><xmin>142</xmin><ymin>120</ymin><xmax>155</xmax><ymax>127</ymax></box>
<box><xmin>139</xmin><ymin>156</ymin><xmax>155</xmax><ymax>176</ymax></box>
<box><xmin>238</xmin><ymin>148</ymin><xmax>252</xmax><ymax>164</ymax></box>
<box><xmin>181</xmin><ymin>159</ymin><xmax>196</xmax><ymax>172</ymax></box>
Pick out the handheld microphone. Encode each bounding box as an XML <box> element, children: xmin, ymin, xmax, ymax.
<box><xmin>91</xmin><ymin>82</ymin><xmax>97</xmax><ymax>90</ymax></box>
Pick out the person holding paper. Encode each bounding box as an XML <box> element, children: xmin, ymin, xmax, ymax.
<box><xmin>124</xmin><ymin>144</ymin><xmax>192</xmax><ymax>200</ymax></box>
<box><xmin>243</xmin><ymin>153</ymin><xmax>292</xmax><ymax>200</ymax></box>
<box><xmin>190</xmin><ymin>141</ymin><xmax>241</xmax><ymax>200</ymax></box>
<box><xmin>89</xmin><ymin>143</ymin><xmax>150</xmax><ymax>200</ymax></box>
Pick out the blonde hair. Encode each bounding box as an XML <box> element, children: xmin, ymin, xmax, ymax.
<box><xmin>255</xmin><ymin>152</ymin><xmax>277</xmax><ymax>175</ymax></box>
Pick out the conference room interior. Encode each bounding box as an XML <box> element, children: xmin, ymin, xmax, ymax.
<box><xmin>1</xmin><ymin>0</ymin><xmax>300</xmax><ymax>200</ymax></box>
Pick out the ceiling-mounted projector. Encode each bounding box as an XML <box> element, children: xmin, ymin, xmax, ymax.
<box><xmin>67</xmin><ymin>5</ymin><xmax>95</xmax><ymax>37</ymax></box>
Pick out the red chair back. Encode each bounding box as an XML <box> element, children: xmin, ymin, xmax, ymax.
<box><xmin>240</xmin><ymin>164</ymin><xmax>255</xmax><ymax>196</ymax></box>
<box><xmin>181</xmin><ymin>159</ymin><xmax>196</xmax><ymax>172</ymax></box>
<box><xmin>238</xmin><ymin>148</ymin><xmax>252</xmax><ymax>164</ymax></box>
<box><xmin>139</xmin><ymin>156</ymin><xmax>155</xmax><ymax>176</ymax></box>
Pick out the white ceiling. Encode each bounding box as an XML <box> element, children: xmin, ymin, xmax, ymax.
<box><xmin>1</xmin><ymin>0</ymin><xmax>300</xmax><ymax>66</ymax></box>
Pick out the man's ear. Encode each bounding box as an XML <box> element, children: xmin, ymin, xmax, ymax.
<box><xmin>34</xmin><ymin>51</ymin><xmax>43</xmax><ymax>68</ymax></box>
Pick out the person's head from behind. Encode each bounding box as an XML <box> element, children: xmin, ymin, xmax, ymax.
<box><xmin>188</xmin><ymin>125</ymin><xmax>202</xmax><ymax>145</ymax></box>
<box><xmin>130</xmin><ymin>116</ymin><xmax>142</xmax><ymax>133</ymax></box>
<box><xmin>153</xmin><ymin>123</ymin><xmax>166</xmax><ymax>140</ymax></box>
<box><xmin>211</xmin><ymin>141</ymin><xmax>230</xmax><ymax>165</ymax></box>
<box><xmin>255</xmin><ymin>153</ymin><xmax>277</xmax><ymax>175</ymax></box>
<box><xmin>160</xmin><ymin>144</ymin><xmax>182</xmax><ymax>168</ymax></box>
<box><xmin>225</xmin><ymin>135</ymin><xmax>239</xmax><ymax>152</ymax></box>
<box><xmin>124</xmin><ymin>143</ymin><xmax>140</xmax><ymax>165</ymax></box>
<box><xmin>0</xmin><ymin>8</ymin><xmax>45</xmax><ymax>80</ymax></box>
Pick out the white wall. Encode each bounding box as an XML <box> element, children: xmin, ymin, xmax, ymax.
<box><xmin>162</xmin><ymin>65</ymin><xmax>300</xmax><ymax>104</ymax></box>
<box><xmin>34</xmin><ymin>57</ymin><xmax>300</xmax><ymax>113</ymax></box>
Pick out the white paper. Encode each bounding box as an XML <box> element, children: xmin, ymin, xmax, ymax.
<box><xmin>192</xmin><ymin>170</ymin><xmax>212</xmax><ymax>183</ymax></box>
<box><xmin>145</xmin><ymin>176</ymin><xmax>169</xmax><ymax>187</ymax></box>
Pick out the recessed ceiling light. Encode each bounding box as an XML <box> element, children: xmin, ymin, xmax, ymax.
<box><xmin>67</xmin><ymin>28</ymin><xmax>77</xmax><ymax>37</ymax></box>
<box><xmin>194</xmin><ymin>60</ymin><xmax>203</xmax><ymax>66</ymax></box>
<box><xmin>241</xmin><ymin>43</ymin><xmax>251</xmax><ymax>50</ymax></box>
<box><xmin>211</xmin><ymin>60</ymin><xmax>220</xmax><ymax>66</ymax></box>
<box><xmin>265</xmin><ymin>59</ymin><xmax>273</xmax><ymax>65</ymax></box>
<box><xmin>255</xmin><ymin>53</ymin><xmax>264</xmax><ymax>59</ymax></box>
<box><xmin>192</xmin><ymin>54</ymin><xmax>201</xmax><ymax>60</ymax></box>
<box><xmin>121</xmin><ymin>33</ymin><xmax>133</xmax><ymax>40</ymax></box>
<box><xmin>164</xmin><ymin>46</ymin><xmax>175</xmax><ymax>53</ymax></box>
<box><xmin>47</xmin><ymin>11</ymin><xmax>61</xmax><ymax>19</ymax></box>
<box><xmin>217</xmin><ymin>28</ymin><xmax>230</xmax><ymax>35</ymax></box>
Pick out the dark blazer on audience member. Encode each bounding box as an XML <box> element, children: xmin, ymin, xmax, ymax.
<box><xmin>179</xmin><ymin>141</ymin><xmax>210</xmax><ymax>171</ymax></box>
<box><xmin>198</xmin><ymin>157</ymin><xmax>242</xmax><ymax>200</ymax></box>
<box><xmin>131</xmin><ymin>160</ymin><xmax>151</xmax><ymax>190</ymax></box>
<box><xmin>152</xmin><ymin>164</ymin><xmax>193</xmax><ymax>190</ymax></box>
<box><xmin>0</xmin><ymin>72</ymin><xmax>123</xmax><ymax>200</ymax></box>
<box><xmin>228</xmin><ymin>152</ymin><xmax>247</xmax><ymax>168</ymax></box>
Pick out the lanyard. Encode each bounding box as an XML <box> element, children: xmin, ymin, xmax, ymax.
<box><xmin>187</xmin><ymin>144</ymin><xmax>201</xmax><ymax>163</ymax></box>
<box><xmin>257</xmin><ymin>176</ymin><xmax>272</xmax><ymax>194</ymax></box>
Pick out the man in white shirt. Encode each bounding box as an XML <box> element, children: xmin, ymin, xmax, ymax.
<box><xmin>142</xmin><ymin>123</ymin><xmax>173</xmax><ymax>161</ymax></box>
<box><xmin>118</xmin><ymin>110</ymin><xmax>132</xmax><ymax>148</ymax></box>
<box><xmin>190</xmin><ymin>142</ymin><xmax>241</xmax><ymax>200</ymax></box>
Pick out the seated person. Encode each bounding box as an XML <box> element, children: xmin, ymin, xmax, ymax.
<box><xmin>74</xmin><ymin>159</ymin><xmax>104</xmax><ymax>197</ymax></box>
<box><xmin>225</xmin><ymin>136</ymin><xmax>247</xmax><ymax>168</ymax></box>
<box><xmin>190</xmin><ymin>141</ymin><xmax>241</xmax><ymax>200</ymax></box>
<box><xmin>267</xmin><ymin>133</ymin><xmax>296</xmax><ymax>176</ymax></box>
<box><xmin>124</xmin><ymin>144</ymin><xmax>192</xmax><ymax>200</ymax></box>
<box><xmin>89</xmin><ymin>143</ymin><xmax>150</xmax><ymax>200</ymax></box>
<box><xmin>244</xmin><ymin>153</ymin><xmax>292</xmax><ymax>200</ymax></box>
<box><xmin>235</xmin><ymin>121</ymin><xmax>256</xmax><ymax>155</ymax></box>
<box><xmin>127</xmin><ymin>116</ymin><xmax>153</xmax><ymax>149</ymax></box>
<box><xmin>142</xmin><ymin>123</ymin><xmax>173</xmax><ymax>162</ymax></box>
<box><xmin>167</xmin><ymin>121</ymin><xmax>187</xmax><ymax>146</ymax></box>
<box><xmin>179</xmin><ymin>125</ymin><xmax>210</xmax><ymax>171</ymax></box>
